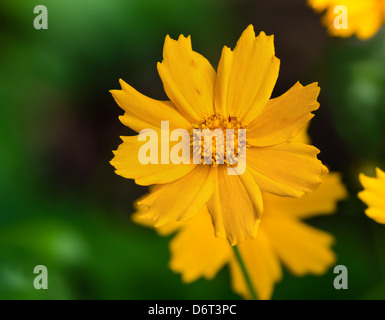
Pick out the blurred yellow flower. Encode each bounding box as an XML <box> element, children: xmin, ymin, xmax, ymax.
<box><xmin>110</xmin><ymin>25</ymin><xmax>328</xmax><ymax>245</ymax></box>
<box><xmin>134</xmin><ymin>174</ymin><xmax>346</xmax><ymax>300</ymax></box>
<box><xmin>308</xmin><ymin>0</ymin><xmax>385</xmax><ymax>39</ymax></box>
<box><xmin>134</xmin><ymin>131</ymin><xmax>347</xmax><ymax>299</ymax></box>
<box><xmin>358</xmin><ymin>168</ymin><xmax>385</xmax><ymax>223</ymax></box>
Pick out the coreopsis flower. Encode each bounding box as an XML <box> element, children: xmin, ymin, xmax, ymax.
<box><xmin>110</xmin><ymin>25</ymin><xmax>328</xmax><ymax>245</ymax></box>
<box><xmin>133</xmin><ymin>129</ymin><xmax>347</xmax><ymax>299</ymax></box>
<box><xmin>308</xmin><ymin>0</ymin><xmax>385</xmax><ymax>39</ymax></box>
<box><xmin>358</xmin><ymin>168</ymin><xmax>385</xmax><ymax>224</ymax></box>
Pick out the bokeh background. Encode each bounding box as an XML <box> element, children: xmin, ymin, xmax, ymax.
<box><xmin>1</xmin><ymin>0</ymin><xmax>385</xmax><ymax>299</ymax></box>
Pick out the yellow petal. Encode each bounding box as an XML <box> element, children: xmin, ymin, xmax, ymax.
<box><xmin>358</xmin><ymin>189</ymin><xmax>385</xmax><ymax>212</ymax></box>
<box><xmin>316</xmin><ymin>0</ymin><xmax>383</xmax><ymax>40</ymax></box>
<box><xmin>132</xmin><ymin>213</ymin><xmax>181</xmax><ymax>236</ymax></box>
<box><xmin>358</xmin><ymin>169</ymin><xmax>385</xmax><ymax>223</ymax></box>
<box><xmin>229</xmin><ymin>229</ymin><xmax>282</xmax><ymax>300</ymax></box>
<box><xmin>214</xmin><ymin>25</ymin><xmax>280</xmax><ymax>124</ymax></box>
<box><xmin>111</xmin><ymin>135</ymin><xmax>196</xmax><ymax>186</ymax></box>
<box><xmin>292</xmin><ymin>123</ymin><xmax>311</xmax><ymax>145</ymax></box>
<box><xmin>157</xmin><ymin>34</ymin><xmax>216</xmax><ymax>123</ymax></box>
<box><xmin>110</xmin><ymin>79</ymin><xmax>191</xmax><ymax>132</ymax></box>
<box><xmin>262</xmin><ymin>172</ymin><xmax>347</xmax><ymax>219</ymax></box>
<box><xmin>247</xmin><ymin>142</ymin><xmax>328</xmax><ymax>198</ymax></box>
<box><xmin>131</xmin><ymin>195</ymin><xmax>181</xmax><ymax>236</ymax></box>
<box><xmin>263</xmin><ymin>215</ymin><xmax>336</xmax><ymax>276</ymax></box>
<box><xmin>307</xmin><ymin>0</ymin><xmax>332</xmax><ymax>11</ymax></box>
<box><xmin>214</xmin><ymin>46</ymin><xmax>232</xmax><ymax>116</ymax></box>
<box><xmin>247</xmin><ymin>82</ymin><xmax>320</xmax><ymax>147</ymax></box>
<box><xmin>137</xmin><ymin>165</ymin><xmax>216</xmax><ymax>226</ymax></box>
<box><xmin>207</xmin><ymin>167</ymin><xmax>263</xmax><ymax>245</ymax></box>
<box><xmin>364</xmin><ymin>208</ymin><xmax>385</xmax><ymax>225</ymax></box>
<box><xmin>376</xmin><ymin>167</ymin><xmax>385</xmax><ymax>180</ymax></box>
<box><xmin>169</xmin><ymin>207</ymin><xmax>231</xmax><ymax>283</ymax></box>
<box><xmin>359</xmin><ymin>171</ymin><xmax>385</xmax><ymax>200</ymax></box>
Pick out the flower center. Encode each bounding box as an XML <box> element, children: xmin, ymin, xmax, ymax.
<box><xmin>191</xmin><ymin>113</ymin><xmax>247</xmax><ymax>166</ymax></box>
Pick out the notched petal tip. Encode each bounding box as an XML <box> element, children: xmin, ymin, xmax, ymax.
<box><xmin>163</xmin><ymin>34</ymin><xmax>174</xmax><ymax>47</ymax></box>
<box><xmin>156</xmin><ymin>61</ymin><xmax>163</xmax><ymax>70</ymax></box>
<box><xmin>312</xmin><ymin>81</ymin><xmax>320</xmax><ymax>89</ymax></box>
<box><xmin>257</xmin><ymin>30</ymin><xmax>275</xmax><ymax>44</ymax></box>
<box><xmin>367</xmin><ymin>209</ymin><xmax>385</xmax><ymax>224</ymax></box>
<box><xmin>245</xmin><ymin>24</ymin><xmax>255</xmax><ymax>31</ymax></box>
<box><xmin>357</xmin><ymin>190</ymin><xmax>365</xmax><ymax>202</ymax></box>
<box><xmin>211</xmin><ymin>211</ymin><xmax>261</xmax><ymax>247</ymax></box>
<box><xmin>178</xmin><ymin>34</ymin><xmax>191</xmax><ymax>41</ymax></box>
<box><xmin>226</xmin><ymin>223</ymin><xmax>260</xmax><ymax>247</ymax></box>
<box><xmin>359</xmin><ymin>172</ymin><xmax>372</xmax><ymax>188</ymax></box>
<box><xmin>243</xmin><ymin>24</ymin><xmax>256</xmax><ymax>37</ymax></box>
<box><xmin>109</xmin><ymin>79</ymin><xmax>126</xmax><ymax>94</ymax></box>
<box><xmin>242</xmin><ymin>25</ymin><xmax>275</xmax><ymax>42</ymax></box>
<box><xmin>258</xmin><ymin>30</ymin><xmax>267</xmax><ymax>37</ymax></box>
<box><xmin>308</xmin><ymin>82</ymin><xmax>321</xmax><ymax>94</ymax></box>
<box><xmin>109</xmin><ymin>89</ymin><xmax>121</xmax><ymax>99</ymax></box>
<box><xmin>109</xmin><ymin>158</ymin><xmax>116</xmax><ymax>167</ymax></box>
<box><xmin>163</xmin><ymin>33</ymin><xmax>191</xmax><ymax>53</ymax></box>
<box><xmin>322</xmin><ymin>164</ymin><xmax>329</xmax><ymax>175</ymax></box>
<box><xmin>375</xmin><ymin>167</ymin><xmax>385</xmax><ymax>179</ymax></box>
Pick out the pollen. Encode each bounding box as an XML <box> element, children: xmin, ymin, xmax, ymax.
<box><xmin>191</xmin><ymin>113</ymin><xmax>247</xmax><ymax>166</ymax></box>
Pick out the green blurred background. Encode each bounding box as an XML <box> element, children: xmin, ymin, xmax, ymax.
<box><xmin>1</xmin><ymin>0</ymin><xmax>385</xmax><ymax>299</ymax></box>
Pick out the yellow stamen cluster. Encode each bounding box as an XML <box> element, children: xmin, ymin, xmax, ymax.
<box><xmin>191</xmin><ymin>113</ymin><xmax>247</xmax><ymax>166</ymax></box>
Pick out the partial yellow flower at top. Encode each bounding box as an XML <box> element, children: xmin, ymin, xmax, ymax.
<box><xmin>133</xmin><ymin>129</ymin><xmax>347</xmax><ymax>299</ymax></box>
<box><xmin>110</xmin><ymin>25</ymin><xmax>328</xmax><ymax>245</ymax></box>
<box><xmin>308</xmin><ymin>0</ymin><xmax>385</xmax><ymax>39</ymax></box>
<box><xmin>358</xmin><ymin>168</ymin><xmax>385</xmax><ymax>224</ymax></box>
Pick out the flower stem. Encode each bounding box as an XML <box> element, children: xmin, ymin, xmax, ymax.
<box><xmin>232</xmin><ymin>245</ymin><xmax>258</xmax><ymax>300</ymax></box>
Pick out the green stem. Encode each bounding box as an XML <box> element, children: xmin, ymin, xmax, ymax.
<box><xmin>232</xmin><ymin>245</ymin><xmax>258</xmax><ymax>300</ymax></box>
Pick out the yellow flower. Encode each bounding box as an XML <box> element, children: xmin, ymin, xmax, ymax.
<box><xmin>110</xmin><ymin>25</ymin><xmax>328</xmax><ymax>245</ymax></box>
<box><xmin>133</xmin><ymin>152</ymin><xmax>347</xmax><ymax>299</ymax></box>
<box><xmin>308</xmin><ymin>0</ymin><xmax>385</xmax><ymax>39</ymax></box>
<box><xmin>358</xmin><ymin>168</ymin><xmax>385</xmax><ymax>224</ymax></box>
